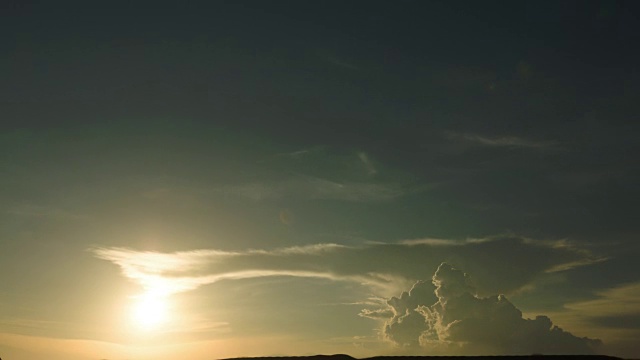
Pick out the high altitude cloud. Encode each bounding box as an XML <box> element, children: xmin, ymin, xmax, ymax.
<box><xmin>93</xmin><ymin>235</ymin><xmax>604</xmax><ymax>299</ymax></box>
<box><xmin>445</xmin><ymin>131</ymin><xmax>558</xmax><ymax>150</ymax></box>
<box><xmin>6</xmin><ymin>203</ymin><xmax>87</xmax><ymax>220</ymax></box>
<box><xmin>213</xmin><ymin>175</ymin><xmax>403</xmax><ymax>202</ymax></box>
<box><xmin>215</xmin><ymin>148</ymin><xmax>399</xmax><ymax>201</ymax></box>
<box><xmin>545</xmin><ymin>281</ymin><xmax>640</xmax><ymax>353</ymax></box>
<box><xmin>363</xmin><ymin>263</ymin><xmax>602</xmax><ymax>355</ymax></box>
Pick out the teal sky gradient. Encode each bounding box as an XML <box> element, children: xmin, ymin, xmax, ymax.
<box><xmin>1</xmin><ymin>1</ymin><xmax>639</xmax><ymax>359</ymax></box>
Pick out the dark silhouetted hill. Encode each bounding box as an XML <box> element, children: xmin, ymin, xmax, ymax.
<box><xmin>221</xmin><ymin>355</ymin><xmax>624</xmax><ymax>360</ymax></box>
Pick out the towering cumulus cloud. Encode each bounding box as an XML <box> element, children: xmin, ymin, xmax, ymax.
<box><xmin>363</xmin><ymin>263</ymin><xmax>601</xmax><ymax>355</ymax></box>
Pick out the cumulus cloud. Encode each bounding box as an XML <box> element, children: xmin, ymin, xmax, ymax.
<box><xmin>376</xmin><ymin>280</ymin><xmax>437</xmax><ymax>347</ymax></box>
<box><xmin>365</xmin><ymin>263</ymin><xmax>601</xmax><ymax>355</ymax></box>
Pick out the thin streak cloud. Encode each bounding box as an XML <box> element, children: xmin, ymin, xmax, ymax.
<box><xmin>214</xmin><ymin>176</ymin><xmax>404</xmax><ymax>202</ymax></box>
<box><xmin>6</xmin><ymin>204</ymin><xmax>87</xmax><ymax>220</ymax></box>
<box><xmin>93</xmin><ymin>235</ymin><xmax>606</xmax><ymax>298</ymax></box>
<box><xmin>358</xmin><ymin>151</ymin><xmax>377</xmax><ymax>176</ymax></box>
<box><xmin>445</xmin><ymin>131</ymin><xmax>559</xmax><ymax>150</ymax></box>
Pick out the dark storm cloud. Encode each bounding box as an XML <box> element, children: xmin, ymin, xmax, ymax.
<box><xmin>367</xmin><ymin>263</ymin><xmax>601</xmax><ymax>355</ymax></box>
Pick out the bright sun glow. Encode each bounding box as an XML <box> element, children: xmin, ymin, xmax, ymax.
<box><xmin>131</xmin><ymin>293</ymin><xmax>170</xmax><ymax>330</ymax></box>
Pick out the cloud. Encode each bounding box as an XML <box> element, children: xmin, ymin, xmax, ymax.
<box><xmin>93</xmin><ymin>243</ymin><xmax>410</xmax><ymax>297</ymax></box>
<box><xmin>248</xmin><ymin>243</ymin><xmax>348</xmax><ymax>256</ymax></box>
<box><xmin>327</xmin><ymin>56</ymin><xmax>361</xmax><ymax>71</ymax></box>
<box><xmin>566</xmin><ymin>282</ymin><xmax>640</xmax><ymax>320</ymax></box>
<box><xmin>378</xmin><ymin>280</ymin><xmax>438</xmax><ymax>347</ymax></box>
<box><xmin>366</xmin><ymin>263</ymin><xmax>601</xmax><ymax>355</ymax></box>
<box><xmin>275</xmin><ymin>149</ymin><xmax>315</xmax><ymax>159</ymax></box>
<box><xmin>217</xmin><ymin>147</ymin><xmax>410</xmax><ymax>202</ymax></box>
<box><xmin>92</xmin><ymin>236</ymin><xmax>612</xmax><ymax>353</ymax></box>
<box><xmin>358</xmin><ymin>152</ymin><xmax>377</xmax><ymax>176</ymax></box>
<box><xmin>552</xmin><ymin>282</ymin><xmax>640</xmax><ymax>336</ymax></box>
<box><xmin>399</xmin><ymin>237</ymin><xmax>490</xmax><ymax>246</ymax></box>
<box><xmin>214</xmin><ymin>175</ymin><xmax>404</xmax><ymax>202</ymax></box>
<box><xmin>255</xmin><ymin>148</ymin><xmax>402</xmax><ymax>200</ymax></box>
<box><xmin>445</xmin><ymin>131</ymin><xmax>558</xmax><ymax>150</ymax></box>
<box><xmin>359</xmin><ymin>308</ymin><xmax>394</xmax><ymax>320</ymax></box>
<box><xmin>6</xmin><ymin>204</ymin><xmax>87</xmax><ymax>220</ymax></box>
<box><xmin>93</xmin><ymin>235</ymin><xmax>605</xmax><ymax>301</ymax></box>
<box><xmin>92</xmin><ymin>244</ymin><xmax>372</xmax><ymax>296</ymax></box>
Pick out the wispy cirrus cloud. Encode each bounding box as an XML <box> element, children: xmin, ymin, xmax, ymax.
<box><xmin>445</xmin><ymin>131</ymin><xmax>559</xmax><ymax>150</ymax></box>
<box><xmin>357</xmin><ymin>151</ymin><xmax>377</xmax><ymax>176</ymax></box>
<box><xmin>547</xmin><ymin>282</ymin><xmax>640</xmax><ymax>334</ymax></box>
<box><xmin>212</xmin><ymin>175</ymin><xmax>405</xmax><ymax>202</ymax></box>
<box><xmin>93</xmin><ymin>235</ymin><xmax>605</xmax><ymax>299</ymax></box>
<box><xmin>6</xmin><ymin>204</ymin><xmax>87</xmax><ymax>220</ymax></box>
<box><xmin>327</xmin><ymin>56</ymin><xmax>361</xmax><ymax>71</ymax></box>
<box><xmin>207</xmin><ymin>147</ymin><xmax>410</xmax><ymax>202</ymax></box>
<box><xmin>399</xmin><ymin>237</ymin><xmax>491</xmax><ymax>246</ymax></box>
<box><xmin>94</xmin><ymin>246</ymin><xmax>406</xmax><ymax>297</ymax></box>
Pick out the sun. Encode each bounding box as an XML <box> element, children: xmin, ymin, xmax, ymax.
<box><xmin>130</xmin><ymin>293</ymin><xmax>169</xmax><ymax>330</ymax></box>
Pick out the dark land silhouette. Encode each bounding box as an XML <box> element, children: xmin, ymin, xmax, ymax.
<box><xmin>222</xmin><ymin>355</ymin><xmax>625</xmax><ymax>360</ymax></box>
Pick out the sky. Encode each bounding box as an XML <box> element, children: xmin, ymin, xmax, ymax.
<box><xmin>1</xmin><ymin>1</ymin><xmax>639</xmax><ymax>359</ymax></box>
